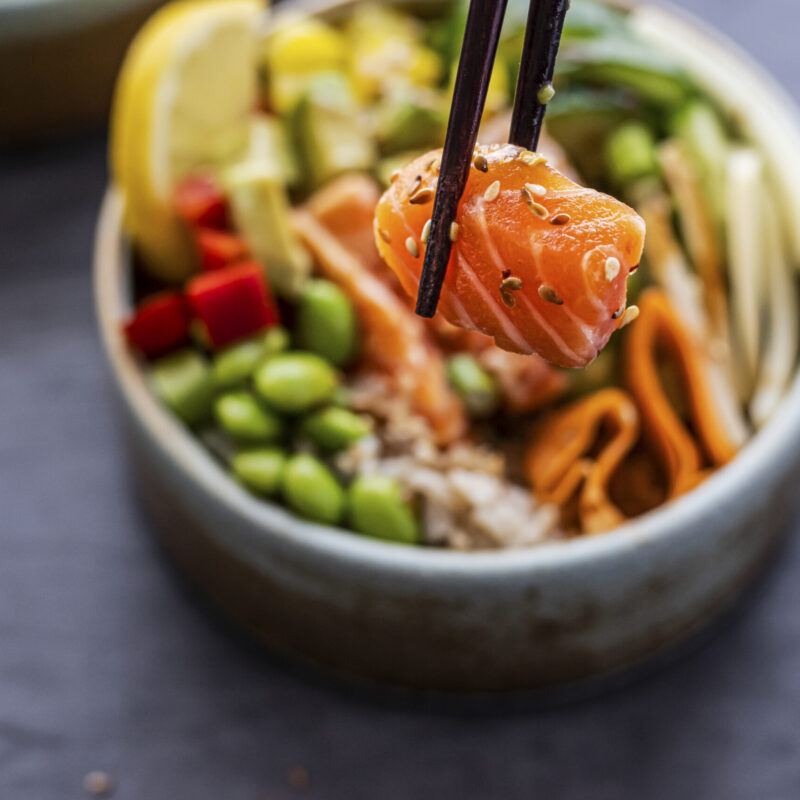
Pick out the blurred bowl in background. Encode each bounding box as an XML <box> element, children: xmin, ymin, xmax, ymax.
<box><xmin>0</xmin><ymin>0</ymin><xmax>165</xmax><ymax>143</ymax></box>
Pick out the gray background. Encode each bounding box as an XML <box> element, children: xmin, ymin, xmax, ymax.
<box><xmin>2</xmin><ymin>1</ymin><xmax>799</xmax><ymax>797</ymax></box>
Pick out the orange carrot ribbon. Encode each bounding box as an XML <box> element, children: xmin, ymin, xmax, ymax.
<box><xmin>624</xmin><ymin>288</ymin><xmax>737</xmax><ymax>498</ymax></box>
<box><xmin>525</xmin><ymin>388</ymin><xmax>640</xmax><ymax>534</ymax></box>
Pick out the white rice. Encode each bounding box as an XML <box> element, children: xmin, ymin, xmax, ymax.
<box><xmin>337</xmin><ymin>374</ymin><xmax>562</xmax><ymax>550</ymax></box>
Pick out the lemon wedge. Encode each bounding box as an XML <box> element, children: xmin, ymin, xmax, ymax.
<box><xmin>110</xmin><ymin>0</ymin><xmax>263</xmax><ymax>282</ymax></box>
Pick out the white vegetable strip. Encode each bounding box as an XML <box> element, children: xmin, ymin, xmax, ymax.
<box><xmin>631</xmin><ymin>6</ymin><xmax>800</xmax><ymax>266</ymax></box>
<box><xmin>636</xmin><ymin>190</ymin><xmax>750</xmax><ymax>447</ymax></box>
<box><xmin>750</xmin><ymin>194</ymin><xmax>799</xmax><ymax>426</ymax></box>
<box><xmin>724</xmin><ymin>148</ymin><xmax>763</xmax><ymax>399</ymax></box>
<box><xmin>658</xmin><ymin>140</ymin><xmax>728</xmax><ymax>338</ymax></box>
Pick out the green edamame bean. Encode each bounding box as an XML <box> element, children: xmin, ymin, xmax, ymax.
<box><xmin>282</xmin><ymin>454</ymin><xmax>345</xmax><ymax>525</ymax></box>
<box><xmin>301</xmin><ymin>407</ymin><xmax>371</xmax><ymax>451</ymax></box>
<box><xmin>231</xmin><ymin>448</ymin><xmax>286</xmax><ymax>495</ymax></box>
<box><xmin>212</xmin><ymin>336</ymin><xmax>266</xmax><ymax>390</ymax></box>
<box><xmin>214</xmin><ymin>391</ymin><xmax>282</xmax><ymax>442</ymax></box>
<box><xmin>254</xmin><ymin>352</ymin><xmax>338</xmax><ymax>413</ymax></box>
<box><xmin>212</xmin><ymin>326</ymin><xmax>291</xmax><ymax>390</ymax></box>
<box><xmin>296</xmin><ymin>279</ymin><xmax>358</xmax><ymax>367</ymax></box>
<box><xmin>446</xmin><ymin>354</ymin><xmax>499</xmax><ymax>418</ymax></box>
<box><xmin>151</xmin><ymin>349</ymin><xmax>214</xmax><ymax>426</ymax></box>
<box><xmin>605</xmin><ymin>122</ymin><xmax>659</xmax><ymax>184</ymax></box>
<box><xmin>347</xmin><ymin>474</ymin><xmax>419</xmax><ymax>544</ymax></box>
<box><xmin>262</xmin><ymin>325</ymin><xmax>290</xmax><ymax>358</ymax></box>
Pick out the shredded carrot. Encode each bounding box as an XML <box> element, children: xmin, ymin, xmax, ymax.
<box><xmin>291</xmin><ymin>209</ymin><xmax>466</xmax><ymax>444</ymax></box>
<box><xmin>624</xmin><ymin>288</ymin><xmax>737</xmax><ymax>498</ymax></box>
<box><xmin>524</xmin><ymin>388</ymin><xmax>640</xmax><ymax>534</ymax></box>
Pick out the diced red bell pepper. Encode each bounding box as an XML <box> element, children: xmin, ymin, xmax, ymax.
<box><xmin>174</xmin><ymin>174</ymin><xmax>229</xmax><ymax>230</ymax></box>
<box><xmin>185</xmin><ymin>261</ymin><xmax>278</xmax><ymax>349</ymax></box>
<box><xmin>195</xmin><ymin>228</ymin><xmax>251</xmax><ymax>272</ymax></box>
<box><xmin>123</xmin><ymin>291</ymin><xmax>190</xmax><ymax>358</ymax></box>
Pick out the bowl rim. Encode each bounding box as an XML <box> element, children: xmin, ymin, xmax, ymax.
<box><xmin>95</xmin><ymin>0</ymin><xmax>800</xmax><ymax>579</ymax></box>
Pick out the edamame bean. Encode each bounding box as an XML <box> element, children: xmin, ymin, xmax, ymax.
<box><xmin>301</xmin><ymin>407</ymin><xmax>371</xmax><ymax>451</ymax></box>
<box><xmin>296</xmin><ymin>279</ymin><xmax>358</xmax><ymax>366</ymax></box>
<box><xmin>214</xmin><ymin>392</ymin><xmax>282</xmax><ymax>442</ymax></box>
<box><xmin>231</xmin><ymin>448</ymin><xmax>286</xmax><ymax>495</ymax></box>
<box><xmin>348</xmin><ymin>474</ymin><xmax>419</xmax><ymax>544</ymax></box>
<box><xmin>212</xmin><ymin>336</ymin><xmax>266</xmax><ymax>390</ymax></box>
<box><xmin>212</xmin><ymin>326</ymin><xmax>291</xmax><ymax>390</ymax></box>
<box><xmin>254</xmin><ymin>352</ymin><xmax>338</xmax><ymax>413</ymax></box>
<box><xmin>605</xmin><ymin>122</ymin><xmax>659</xmax><ymax>184</ymax></box>
<box><xmin>282</xmin><ymin>454</ymin><xmax>345</xmax><ymax>524</ymax></box>
<box><xmin>151</xmin><ymin>349</ymin><xmax>214</xmax><ymax>426</ymax></box>
<box><xmin>446</xmin><ymin>354</ymin><xmax>499</xmax><ymax>418</ymax></box>
<box><xmin>262</xmin><ymin>325</ymin><xmax>290</xmax><ymax>358</ymax></box>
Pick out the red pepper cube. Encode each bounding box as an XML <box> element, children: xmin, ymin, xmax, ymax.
<box><xmin>195</xmin><ymin>228</ymin><xmax>251</xmax><ymax>272</ymax></box>
<box><xmin>174</xmin><ymin>174</ymin><xmax>229</xmax><ymax>230</ymax></box>
<box><xmin>186</xmin><ymin>261</ymin><xmax>278</xmax><ymax>349</ymax></box>
<box><xmin>123</xmin><ymin>291</ymin><xmax>190</xmax><ymax>359</ymax></box>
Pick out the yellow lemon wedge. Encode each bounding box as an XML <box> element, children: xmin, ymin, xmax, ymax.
<box><xmin>110</xmin><ymin>0</ymin><xmax>263</xmax><ymax>282</ymax></box>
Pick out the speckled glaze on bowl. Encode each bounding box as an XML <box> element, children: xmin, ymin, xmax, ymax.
<box><xmin>94</xmin><ymin>0</ymin><xmax>800</xmax><ymax>692</ymax></box>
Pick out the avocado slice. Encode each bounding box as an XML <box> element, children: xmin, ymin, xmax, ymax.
<box><xmin>556</xmin><ymin>36</ymin><xmax>691</xmax><ymax>108</ymax></box>
<box><xmin>247</xmin><ymin>114</ymin><xmax>300</xmax><ymax>187</ymax></box>
<box><xmin>375</xmin><ymin>87</ymin><xmax>447</xmax><ymax>155</ymax></box>
<box><xmin>223</xmin><ymin>159</ymin><xmax>311</xmax><ymax>298</ymax></box>
<box><xmin>290</xmin><ymin>72</ymin><xmax>376</xmax><ymax>190</ymax></box>
<box><xmin>545</xmin><ymin>88</ymin><xmax>641</xmax><ymax>187</ymax></box>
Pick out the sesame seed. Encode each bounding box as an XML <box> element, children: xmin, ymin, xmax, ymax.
<box><xmin>538</xmin><ymin>284</ymin><xmax>563</xmax><ymax>305</ymax></box>
<box><xmin>407</xmin><ymin>175</ymin><xmax>422</xmax><ymax>199</ymax></box>
<box><xmin>500</xmin><ymin>289</ymin><xmax>516</xmax><ymax>308</ymax></box>
<box><xmin>83</xmin><ymin>771</ymin><xmax>114</xmax><ymax>797</ymax></box>
<box><xmin>409</xmin><ymin>187</ymin><xmax>434</xmax><ymax>205</ymax></box>
<box><xmin>620</xmin><ymin>305</ymin><xmax>640</xmax><ymax>328</ymax></box>
<box><xmin>421</xmin><ymin>218</ymin><xmax>432</xmax><ymax>244</ymax></box>
<box><xmin>537</xmin><ymin>82</ymin><xmax>556</xmax><ymax>104</ymax></box>
<box><xmin>501</xmin><ymin>276</ymin><xmax>523</xmax><ymax>291</ymax></box>
<box><xmin>405</xmin><ymin>237</ymin><xmax>419</xmax><ymax>258</ymax></box>
<box><xmin>378</xmin><ymin>228</ymin><xmax>391</xmax><ymax>244</ymax></box>
<box><xmin>288</xmin><ymin>766</ymin><xmax>310</xmax><ymax>790</ymax></box>
<box><xmin>484</xmin><ymin>180</ymin><xmax>501</xmax><ymax>202</ymax></box>
<box><xmin>531</xmin><ymin>202</ymin><xmax>548</xmax><ymax>219</ymax></box>
<box><xmin>390</xmin><ymin>170</ymin><xmax>401</xmax><ymax>183</ymax></box>
<box><xmin>519</xmin><ymin>151</ymin><xmax>546</xmax><ymax>167</ymax></box>
<box><xmin>449</xmin><ymin>222</ymin><xmax>460</xmax><ymax>242</ymax></box>
<box><xmin>604</xmin><ymin>256</ymin><xmax>621</xmax><ymax>281</ymax></box>
<box><xmin>526</xmin><ymin>183</ymin><xmax>546</xmax><ymax>197</ymax></box>
<box><xmin>473</xmin><ymin>154</ymin><xmax>489</xmax><ymax>172</ymax></box>
<box><xmin>612</xmin><ymin>303</ymin><xmax>625</xmax><ymax>320</ymax></box>
<box><xmin>521</xmin><ymin>187</ymin><xmax>548</xmax><ymax>218</ymax></box>
<box><xmin>550</xmin><ymin>213</ymin><xmax>570</xmax><ymax>225</ymax></box>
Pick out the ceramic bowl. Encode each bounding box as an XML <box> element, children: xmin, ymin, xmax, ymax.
<box><xmin>94</xmin><ymin>0</ymin><xmax>800</xmax><ymax>692</ymax></box>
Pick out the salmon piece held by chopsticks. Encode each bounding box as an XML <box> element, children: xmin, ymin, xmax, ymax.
<box><xmin>375</xmin><ymin>144</ymin><xmax>646</xmax><ymax>368</ymax></box>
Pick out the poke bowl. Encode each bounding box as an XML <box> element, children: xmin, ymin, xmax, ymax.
<box><xmin>94</xmin><ymin>0</ymin><xmax>800</xmax><ymax>692</ymax></box>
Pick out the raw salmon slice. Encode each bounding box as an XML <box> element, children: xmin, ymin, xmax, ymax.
<box><xmin>374</xmin><ymin>144</ymin><xmax>646</xmax><ymax>368</ymax></box>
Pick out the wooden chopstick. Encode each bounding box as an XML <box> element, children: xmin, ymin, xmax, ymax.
<box><xmin>509</xmin><ymin>0</ymin><xmax>570</xmax><ymax>150</ymax></box>
<box><xmin>414</xmin><ymin>0</ymin><xmax>508</xmax><ymax>318</ymax></box>
<box><xmin>414</xmin><ymin>0</ymin><xmax>569</xmax><ymax>319</ymax></box>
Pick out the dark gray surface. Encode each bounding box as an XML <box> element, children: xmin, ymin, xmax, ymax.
<box><xmin>2</xmin><ymin>2</ymin><xmax>800</xmax><ymax>798</ymax></box>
